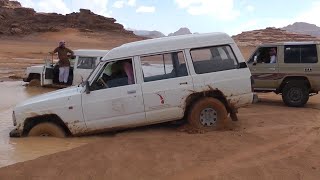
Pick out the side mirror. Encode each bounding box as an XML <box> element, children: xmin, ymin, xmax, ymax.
<box><xmin>85</xmin><ymin>81</ymin><xmax>90</xmax><ymax>94</ymax></box>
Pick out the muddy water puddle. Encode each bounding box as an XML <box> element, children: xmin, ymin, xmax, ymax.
<box><xmin>0</xmin><ymin>81</ymin><xmax>101</xmax><ymax>168</ymax></box>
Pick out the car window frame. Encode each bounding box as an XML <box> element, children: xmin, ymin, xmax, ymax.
<box><xmin>139</xmin><ymin>50</ymin><xmax>189</xmax><ymax>82</ymax></box>
<box><xmin>189</xmin><ymin>44</ymin><xmax>240</xmax><ymax>74</ymax></box>
<box><xmin>89</xmin><ymin>57</ymin><xmax>135</xmax><ymax>91</ymax></box>
<box><xmin>77</xmin><ymin>56</ymin><xmax>98</xmax><ymax>70</ymax></box>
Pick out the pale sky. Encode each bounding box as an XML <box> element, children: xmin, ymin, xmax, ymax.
<box><xmin>16</xmin><ymin>0</ymin><xmax>320</xmax><ymax>35</ymax></box>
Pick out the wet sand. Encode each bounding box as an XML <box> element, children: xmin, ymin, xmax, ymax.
<box><xmin>0</xmin><ymin>81</ymin><xmax>103</xmax><ymax>168</ymax></box>
<box><xmin>0</xmin><ymin>81</ymin><xmax>319</xmax><ymax>179</ymax></box>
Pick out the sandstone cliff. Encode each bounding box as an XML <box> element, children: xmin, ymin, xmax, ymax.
<box><xmin>0</xmin><ymin>0</ymin><xmax>134</xmax><ymax>36</ymax></box>
<box><xmin>232</xmin><ymin>27</ymin><xmax>320</xmax><ymax>46</ymax></box>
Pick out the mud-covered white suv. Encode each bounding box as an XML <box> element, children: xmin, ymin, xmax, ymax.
<box><xmin>10</xmin><ymin>33</ymin><xmax>255</xmax><ymax>137</ymax></box>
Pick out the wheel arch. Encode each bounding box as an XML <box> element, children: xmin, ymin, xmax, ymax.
<box><xmin>22</xmin><ymin>114</ymin><xmax>71</xmax><ymax>136</ymax></box>
<box><xmin>26</xmin><ymin>73</ymin><xmax>41</xmax><ymax>82</ymax></box>
<box><xmin>278</xmin><ymin>76</ymin><xmax>311</xmax><ymax>93</ymax></box>
<box><xmin>183</xmin><ymin>89</ymin><xmax>232</xmax><ymax>119</ymax></box>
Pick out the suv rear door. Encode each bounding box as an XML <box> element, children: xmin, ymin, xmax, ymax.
<box><xmin>139</xmin><ymin>51</ymin><xmax>194</xmax><ymax>123</ymax></box>
<box><xmin>42</xmin><ymin>63</ymin><xmax>54</xmax><ymax>86</ymax></box>
<box><xmin>281</xmin><ymin>44</ymin><xmax>319</xmax><ymax>90</ymax></box>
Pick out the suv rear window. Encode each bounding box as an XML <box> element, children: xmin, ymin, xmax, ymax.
<box><xmin>190</xmin><ymin>45</ymin><xmax>238</xmax><ymax>74</ymax></box>
<box><xmin>77</xmin><ymin>57</ymin><xmax>97</xmax><ymax>69</ymax></box>
<box><xmin>284</xmin><ymin>45</ymin><xmax>318</xmax><ymax>63</ymax></box>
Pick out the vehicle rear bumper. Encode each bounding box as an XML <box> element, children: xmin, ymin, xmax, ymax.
<box><xmin>227</xmin><ymin>93</ymin><xmax>254</xmax><ymax>110</ymax></box>
<box><xmin>10</xmin><ymin>128</ymin><xmax>22</xmax><ymax>138</ymax></box>
<box><xmin>253</xmin><ymin>93</ymin><xmax>259</xmax><ymax>104</ymax></box>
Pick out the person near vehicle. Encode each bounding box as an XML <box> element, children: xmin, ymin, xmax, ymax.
<box><xmin>269</xmin><ymin>48</ymin><xmax>277</xmax><ymax>64</ymax></box>
<box><xmin>50</xmin><ymin>41</ymin><xmax>74</xmax><ymax>84</ymax></box>
<box><xmin>103</xmin><ymin>60</ymin><xmax>134</xmax><ymax>85</ymax></box>
<box><xmin>122</xmin><ymin>60</ymin><xmax>134</xmax><ymax>85</ymax></box>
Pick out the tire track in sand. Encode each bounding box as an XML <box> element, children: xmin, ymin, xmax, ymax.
<box><xmin>167</xmin><ymin>125</ymin><xmax>320</xmax><ymax>180</ymax></box>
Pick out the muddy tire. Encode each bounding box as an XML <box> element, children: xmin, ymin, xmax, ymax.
<box><xmin>29</xmin><ymin>79</ymin><xmax>41</xmax><ymax>87</ymax></box>
<box><xmin>188</xmin><ymin>97</ymin><xmax>228</xmax><ymax>131</ymax></box>
<box><xmin>28</xmin><ymin>122</ymin><xmax>66</xmax><ymax>138</ymax></box>
<box><xmin>282</xmin><ymin>81</ymin><xmax>309</xmax><ymax>107</ymax></box>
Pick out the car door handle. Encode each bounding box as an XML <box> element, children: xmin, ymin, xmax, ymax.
<box><xmin>127</xmin><ymin>90</ymin><xmax>136</xmax><ymax>94</ymax></box>
<box><xmin>179</xmin><ymin>82</ymin><xmax>188</xmax><ymax>85</ymax></box>
<box><xmin>268</xmin><ymin>68</ymin><xmax>276</xmax><ymax>71</ymax></box>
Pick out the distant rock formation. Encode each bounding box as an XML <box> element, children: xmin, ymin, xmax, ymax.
<box><xmin>0</xmin><ymin>0</ymin><xmax>134</xmax><ymax>36</ymax></box>
<box><xmin>132</xmin><ymin>30</ymin><xmax>165</xmax><ymax>38</ymax></box>
<box><xmin>168</xmin><ymin>27</ymin><xmax>192</xmax><ymax>36</ymax></box>
<box><xmin>130</xmin><ymin>27</ymin><xmax>193</xmax><ymax>39</ymax></box>
<box><xmin>0</xmin><ymin>0</ymin><xmax>21</xmax><ymax>8</ymax></box>
<box><xmin>232</xmin><ymin>27</ymin><xmax>320</xmax><ymax>46</ymax></box>
<box><xmin>283</xmin><ymin>22</ymin><xmax>320</xmax><ymax>37</ymax></box>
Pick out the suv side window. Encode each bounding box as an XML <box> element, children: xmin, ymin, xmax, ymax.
<box><xmin>190</xmin><ymin>45</ymin><xmax>238</xmax><ymax>74</ymax></box>
<box><xmin>90</xmin><ymin>59</ymin><xmax>135</xmax><ymax>91</ymax></box>
<box><xmin>77</xmin><ymin>57</ymin><xmax>97</xmax><ymax>69</ymax></box>
<box><xmin>248</xmin><ymin>47</ymin><xmax>278</xmax><ymax>64</ymax></box>
<box><xmin>284</xmin><ymin>45</ymin><xmax>318</xmax><ymax>63</ymax></box>
<box><xmin>141</xmin><ymin>51</ymin><xmax>188</xmax><ymax>82</ymax></box>
<box><xmin>301</xmin><ymin>45</ymin><xmax>318</xmax><ymax>63</ymax></box>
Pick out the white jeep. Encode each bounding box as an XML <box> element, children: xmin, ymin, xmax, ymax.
<box><xmin>23</xmin><ymin>49</ymin><xmax>109</xmax><ymax>87</ymax></box>
<box><xmin>10</xmin><ymin>33</ymin><xmax>255</xmax><ymax>137</ymax></box>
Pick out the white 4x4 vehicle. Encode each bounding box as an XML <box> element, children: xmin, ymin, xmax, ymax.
<box><xmin>23</xmin><ymin>49</ymin><xmax>109</xmax><ymax>87</ymax></box>
<box><xmin>10</xmin><ymin>33</ymin><xmax>255</xmax><ymax>137</ymax></box>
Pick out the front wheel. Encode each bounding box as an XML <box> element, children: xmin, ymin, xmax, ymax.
<box><xmin>282</xmin><ymin>81</ymin><xmax>309</xmax><ymax>107</ymax></box>
<box><xmin>28</xmin><ymin>122</ymin><xmax>66</xmax><ymax>138</ymax></box>
<box><xmin>188</xmin><ymin>97</ymin><xmax>228</xmax><ymax>131</ymax></box>
<box><xmin>28</xmin><ymin>79</ymin><xmax>41</xmax><ymax>87</ymax></box>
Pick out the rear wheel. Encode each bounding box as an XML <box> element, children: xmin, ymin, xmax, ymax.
<box><xmin>282</xmin><ymin>81</ymin><xmax>309</xmax><ymax>107</ymax></box>
<box><xmin>188</xmin><ymin>97</ymin><xmax>228</xmax><ymax>131</ymax></box>
<box><xmin>28</xmin><ymin>122</ymin><xmax>66</xmax><ymax>138</ymax></box>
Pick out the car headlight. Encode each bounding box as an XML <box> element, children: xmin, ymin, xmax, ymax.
<box><xmin>12</xmin><ymin>111</ymin><xmax>17</xmax><ymax>126</ymax></box>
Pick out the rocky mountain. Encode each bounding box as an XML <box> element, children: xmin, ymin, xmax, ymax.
<box><xmin>232</xmin><ymin>27</ymin><xmax>320</xmax><ymax>46</ymax></box>
<box><xmin>0</xmin><ymin>0</ymin><xmax>20</xmax><ymax>8</ymax></box>
<box><xmin>168</xmin><ymin>28</ymin><xmax>192</xmax><ymax>36</ymax></box>
<box><xmin>131</xmin><ymin>30</ymin><xmax>165</xmax><ymax>38</ymax></box>
<box><xmin>283</xmin><ymin>22</ymin><xmax>320</xmax><ymax>37</ymax></box>
<box><xmin>0</xmin><ymin>0</ymin><xmax>134</xmax><ymax>36</ymax></box>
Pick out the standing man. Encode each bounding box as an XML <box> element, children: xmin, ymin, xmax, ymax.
<box><xmin>50</xmin><ymin>41</ymin><xmax>74</xmax><ymax>85</ymax></box>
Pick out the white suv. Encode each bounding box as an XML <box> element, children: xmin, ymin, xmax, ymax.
<box><xmin>23</xmin><ymin>49</ymin><xmax>109</xmax><ymax>87</ymax></box>
<box><xmin>10</xmin><ymin>33</ymin><xmax>255</xmax><ymax>137</ymax></box>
